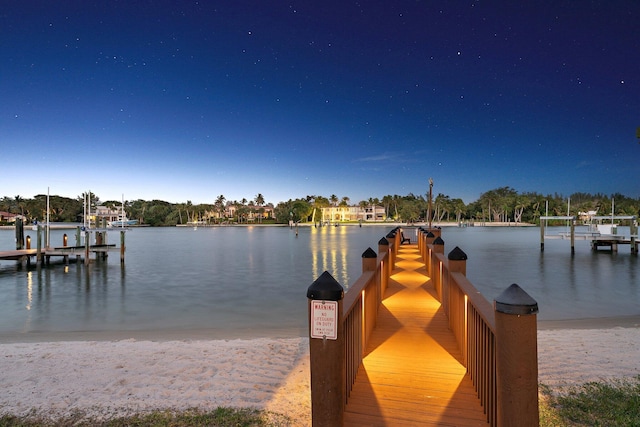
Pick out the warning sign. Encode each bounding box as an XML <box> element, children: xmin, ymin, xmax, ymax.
<box><xmin>310</xmin><ymin>300</ymin><xmax>338</xmax><ymax>340</ymax></box>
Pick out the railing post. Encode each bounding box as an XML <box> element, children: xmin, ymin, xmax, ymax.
<box><xmin>424</xmin><ymin>231</ymin><xmax>435</xmax><ymax>270</ymax></box>
<box><xmin>447</xmin><ymin>246</ymin><xmax>467</xmax><ymax>275</ymax></box>
<box><xmin>377</xmin><ymin>237</ymin><xmax>389</xmax><ymax>259</ymax></box>
<box><xmin>418</xmin><ymin>227</ymin><xmax>427</xmax><ymax>257</ymax></box>
<box><xmin>494</xmin><ymin>284</ymin><xmax>539</xmax><ymax>427</ymax></box>
<box><xmin>431</xmin><ymin>236</ymin><xmax>444</xmax><ymax>299</ymax></box>
<box><xmin>385</xmin><ymin>231</ymin><xmax>396</xmax><ymax>268</ymax></box>
<box><xmin>446</xmin><ymin>246</ymin><xmax>467</xmax><ymax>320</ymax></box>
<box><xmin>362</xmin><ymin>247</ymin><xmax>378</xmax><ymax>345</ymax></box>
<box><xmin>362</xmin><ymin>247</ymin><xmax>377</xmax><ymax>272</ymax></box>
<box><xmin>378</xmin><ymin>237</ymin><xmax>390</xmax><ymax>294</ymax></box>
<box><xmin>307</xmin><ymin>271</ymin><xmax>345</xmax><ymax>427</ymax></box>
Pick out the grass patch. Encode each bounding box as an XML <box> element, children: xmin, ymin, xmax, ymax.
<box><xmin>4</xmin><ymin>378</ymin><xmax>639</xmax><ymax>427</ymax></box>
<box><xmin>0</xmin><ymin>407</ymin><xmax>293</xmax><ymax>427</ymax></box>
<box><xmin>540</xmin><ymin>376</ymin><xmax>640</xmax><ymax>427</ymax></box>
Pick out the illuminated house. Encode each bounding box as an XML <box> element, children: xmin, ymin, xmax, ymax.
<box><xmin>320</xmin><ymin>205</ymin><xmax>386</xmax><ymax>222</ymax></box>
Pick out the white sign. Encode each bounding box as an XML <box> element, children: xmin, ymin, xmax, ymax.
<box><xmin>310</xmin><ymin>300</ymin><xmax>338</xmax><ymax>340</ymax></box>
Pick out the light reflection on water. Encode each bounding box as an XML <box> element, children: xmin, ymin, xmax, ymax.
<box><xmin>0</xmin><ymin>225</ymin><xmax>638</xmax><ymax>339</ymax></box>
<box><xmin>309</xmin><ymin>225</ymin><xmax>351</xmax><ymax>287</ymax></box>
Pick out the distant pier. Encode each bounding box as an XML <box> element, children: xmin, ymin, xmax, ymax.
<box><xmin>1</xmin><ymin>218</ymin><xmax>126</xmax><ymax>266</ymax></box>
<box><xmin>540</xmin><ymin>215</ymin><xmax>638</xmax><ymax>254</ymax></box>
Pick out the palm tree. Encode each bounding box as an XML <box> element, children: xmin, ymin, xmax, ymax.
<box><xmin>214</xmin><ymin>195</ymin><xmax>226</xmax><ymax>223</ymax></box>
<box><xmin>381</xmin><ymin>195</ymin><xmax>393</xmax><ymax>220</ymax></box>
<box><xmin>240</xmin><ymin>198</ymin><xmax>248</xmax><ymax>223</ymax></box>
<box><xmin>254</xmin><ymin>193</ymin><xmax>265</xmax><ymax>223</ymax></box>
<box><xmin>14</xmin><ymin>195</ymin><xmax>24</xmax><ymax>217</ymax></box>
<box><xmin>330</xmin><ymin>194</ymin><xmax>338</xmax><ymax>206</ymax></box>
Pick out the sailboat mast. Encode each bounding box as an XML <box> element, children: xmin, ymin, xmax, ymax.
<box><xmin>46</xmin><ymin>187</ymin><xmax>50</xmax><ymax>247</ymax></box>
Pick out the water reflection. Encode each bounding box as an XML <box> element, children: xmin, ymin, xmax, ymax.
<box><xmin>309</xmin><ymin>226</ymin><xmax>351</xmax><ymax>288</ymax></box>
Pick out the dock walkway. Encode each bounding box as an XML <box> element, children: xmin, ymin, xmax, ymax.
<box><xmin>344</xmin><ymin>243</ymin><xmax>489</xmax><ymax>426</ymax></box>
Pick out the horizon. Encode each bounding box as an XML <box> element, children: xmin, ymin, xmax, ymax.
<box><xmin>3</xmin><ymin>2</ymin><xmax>639</xmax><ymax>205</ymax></box>
<box><xmin>3</xmin><ymin>185</ymin><xmax>637</xmax><ymax>209</ymax></box>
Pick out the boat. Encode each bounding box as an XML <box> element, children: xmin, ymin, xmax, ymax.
<box><xmin>108</xmin><ymin>214</ymin><xmax>138</xmax><ymax>228</ymax></box>
<box><xmin>108</xmin><ymin>195</ymin><xmax>138</xmax><ymax>227</ymax></box>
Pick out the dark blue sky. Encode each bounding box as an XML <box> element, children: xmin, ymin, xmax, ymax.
<box><xmin>3</xmin><ymin>1</ymin><xmax>639</xmax><ymax>205</ymax></box>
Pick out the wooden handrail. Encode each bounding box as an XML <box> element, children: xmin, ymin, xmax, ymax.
<box><xmin>341</xmin><ymin>248</ymin><xmax>389</xmax><ymax>401</ymax></box>
<box><xmin>449</xmin><ymin>270</ymin><xmax>497</xmax><ymax>426</ymax></box>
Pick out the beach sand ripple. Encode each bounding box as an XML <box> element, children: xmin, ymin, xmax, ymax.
<box><xmin>537</xmin><ymin>327</ymin><xmax>640</xmax><ymax>388</ymax></box>
<box><xmin>0</xmin><ymin>337</ymin><xmax>311</xmax><ymax>425</ymax></box>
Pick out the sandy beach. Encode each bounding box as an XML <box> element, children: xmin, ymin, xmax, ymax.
<box><xmin>1</xmin><ymin>325</ymin><xmax>639</xmax><ymax>425</ymax></box>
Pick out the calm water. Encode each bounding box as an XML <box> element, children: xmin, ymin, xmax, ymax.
<box><xmin>0</xmin><ymin>225</ymin><xmax>389</xmax><ymax>340</ymax></box>
<box><xmin>0</xmin><ymin>225</ymin><xmax>638</xmax><ymax>341</ymax></box>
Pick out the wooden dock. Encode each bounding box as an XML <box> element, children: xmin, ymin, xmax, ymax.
<box><xmin>344</xmin><ymin>243</ymin><xmax>489</xmax><ymax>426</ymax></box>
<box><xmin>549</xmin><ymin>232</ymin><xmax>638</xmax><ymax>252</ymax></box>
<box><xmin>0</xmin><ymin>249</ymin><xmax>38</xmax><ymax>261</ymax></box>
<box><xmin>0</xmin><ymin>245</ymin><xmax>121</xmax><ymax>265</ymax></box>
<box><xmin>540</xmin><ymin>214</ymin><xmax>638</xmax><ymax>253</ymax></box>
<box><xmin>2</xmin><ymin>222</ymin><xmax>126</xmax><ymax>266</ymax></box>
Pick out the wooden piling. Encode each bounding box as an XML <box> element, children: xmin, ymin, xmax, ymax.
<box><xmin>84</xmin><ymin>230</ymin><xmax>90</xmax><ymax>265</ymax></box>
<box><xmin>37</xmin><ymin>225</ymin><xmax>43</xmax><ymax>265</ymax></box>
<box><xmin>570</xmin><ymin>220</ymin><xmax>575</xmax><ymax>254</ymax></box>
<box><xmin>120</xmin><ymin>230</ymin><xmax>126</xmax><ymax>264</ymax></box>
<box><xmin>15</xmin><ymin>218</ymin><xmax>24</xmax><ymax>250</ymax></box>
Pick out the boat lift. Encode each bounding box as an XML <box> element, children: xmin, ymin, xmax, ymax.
<box><xmin>540</xmin><ymin>214</ymin><xmax>638</xmax><ymax>253</ymax></box>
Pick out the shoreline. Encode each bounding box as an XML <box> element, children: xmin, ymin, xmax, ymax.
<box><xmin>0</xmin><ymin>326</ymin><xmax>308</xmax><ymax>344</ymax></box>
<box><xmin>1</xmin><ymin>325</ymin><xmax>638</xmax><ymax>425</ymax></box>
<box><xmin>537</xmin><ymin>314</ymin><xmax>640</xmax><ymax>330</ymax></box>
<box><xmin>2</xmin><ymin>314</ymin><xmax>638</xmax><ymax>345</ymax></box>
<box><xmin>0</xmin><ymin>221</ymin><xmax>535</xmax><ymax>231</ymax></box>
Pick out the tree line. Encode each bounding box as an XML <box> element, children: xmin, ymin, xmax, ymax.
<box><xmin>1</xmin><ymin>188</ymin><xmax>639</xmax><ymax>226</ymax></box>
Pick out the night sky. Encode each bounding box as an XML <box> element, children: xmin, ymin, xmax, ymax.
<box><xmin>2</xmin><ymin>1</ymin><xmax>639</xmax><ymax>205</ymax></box>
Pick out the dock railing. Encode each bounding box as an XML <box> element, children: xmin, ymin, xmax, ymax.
<box><xmin>308</xmin><ymin>226</ymin><xmax>539</xmax><ymax>427</ymax></box>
